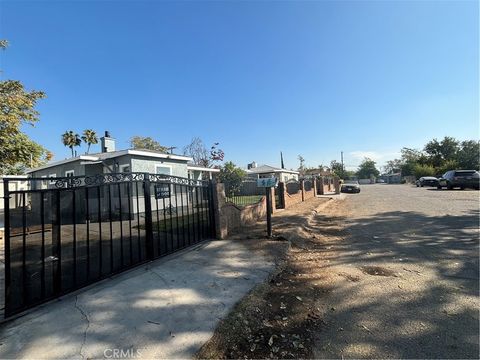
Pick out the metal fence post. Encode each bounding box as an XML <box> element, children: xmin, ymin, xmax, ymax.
<box><xmin>208</xmin><ymin>180</ymin><xmax>216</xmax><ymax>237</ymax></box>
<box><xmin>143</xmin><ymin>173</ymin><xmax>154</xmax><ymax>260</ymax></box>
<box><xmin>3</xmin><ymin>178</ymin><xmax>11</xmax><ymax>317</ymax></box>
<box><xmin>52</xmin><ymin>190</ymin><xmax>62</xmax><ymax>295</ymax></box>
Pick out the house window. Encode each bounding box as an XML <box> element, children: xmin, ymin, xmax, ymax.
<box><xmin>65</xmin><ymin>170</ymin><xmax>74</xmax><ymax>177</ymax></box>
<box><xmin>155</xmin><ymin>164</ymin><xmax>172</xmax><ymax>175</ymax></box>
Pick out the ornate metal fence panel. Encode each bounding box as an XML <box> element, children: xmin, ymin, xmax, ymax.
<box><xmin>285</xmin><ymin>179</ymin><xmax>301</xmax><ymax>195</ymax></box>
<box><xmin>303</xmin><ymin>179</ymin><xmax>312</xmax><ymax>192</ymax></box>
<box><xmin>274</xmin><ymin>185</ymin><xmax>284</xmax><ymax>209</ymax></box>
<box><xmin>2</xmin><ymin>173</ymin><xmax>215</xmax><ymax>318</ymax></box>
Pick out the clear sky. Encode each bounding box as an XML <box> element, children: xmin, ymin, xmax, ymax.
<box><xmin>1</xmin><ymin>0</ymin><xmax>478</xmax><ymax>171</ymax></box>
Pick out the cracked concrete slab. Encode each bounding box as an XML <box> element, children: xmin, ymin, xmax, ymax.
<box><xmin>0</xmin><ymin>240</ymin><xmax>281</xmax><ymax>359</ymax></box>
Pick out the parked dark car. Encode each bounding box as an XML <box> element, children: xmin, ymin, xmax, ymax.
<box><xmin>415</xmin><ymin>176</ymin><xmax>439</xmax><ymax>187</ymax></box>
<box><xmin>341</xmin><ymin>180</ymin><xmax>361</xmax><ymax>193</ymax></box>
<box><xmin>437</xmin><ymin>170</ymin><xmax>480</xmax><ymax>190</ymax></box>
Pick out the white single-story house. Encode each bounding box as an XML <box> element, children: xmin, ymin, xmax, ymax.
<box><xmin>26</xmin><ymin>132</ymin><xmax>219</xmax><ymax>182</ymax></box>
<box><xmin>187</xmin><ymin>164</ymin><xmax>220</xmax><ymax>181</ymax></box>
<box><xmin>246</xmin><ymin>164</ymin><xmax>299</xmax><ymax>182</ymax></box>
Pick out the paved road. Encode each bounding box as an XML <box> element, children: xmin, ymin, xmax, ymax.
<box><xmin>312</xmin><ymin>184</ymin><xmax>479</xmax><ymax>359</ymax></box>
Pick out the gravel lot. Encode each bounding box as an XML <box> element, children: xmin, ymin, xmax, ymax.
<box><xmin>312</xmin><ymin>184</ymin><xmax>479</xmax><ymax>358</ymax></box>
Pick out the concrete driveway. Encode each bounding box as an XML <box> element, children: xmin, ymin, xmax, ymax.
<box><xmin>0</xmin><ymin>240</ymin><xmax>286</xmax><ymax>359</ymax></box>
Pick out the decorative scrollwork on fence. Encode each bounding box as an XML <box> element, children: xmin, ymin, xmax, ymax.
<box><xmin>148</xmin><ymin>173</ymin><xmax>206</xmax><ymax>187</ymax></box>
<box><xmin>54</xmin><ymin>177</ymin><xmax>82</xmax><ymax>188</ymax></box>
<box><xmin>25</xmin><ymin>172</ymin><xmax>205</xmax><ymax>190</ymax></box>
<box><xmin>53</xmin><ymin>172</ymin><xmax>147</xmax><ymax>188</ymax></box>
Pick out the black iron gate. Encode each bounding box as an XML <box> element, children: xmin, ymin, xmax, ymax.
<box><xmin>2</xmin><ymin>173</ymin><xmax>215</xmax><ymax>318</ymax></box>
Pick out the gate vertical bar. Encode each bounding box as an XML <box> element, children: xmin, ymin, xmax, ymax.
<box><xmin>173</xmin><ymin>183</ymin><xmax>180</xmax><ymax>250</ymax></box>
<box><xmin>126</xmin><ymin>182</ymin><xmax>133</xmax><ymax>265</ymax></box>
<box><xmin>180</xmin><ymin>184</ymin><xmax>186</xmax><ymax>248</ymax></box>
<box><xmin>40</xmin><ymin>191</ymin><xmax>46</xmax><ymax>298</ymax></box>
<box><xmin>72</xmin><ymin>190</ymin><xmax>77</xmax><ymax>287</ymax></box>
<box><xmin>97</xmin><ymin>186</ymin><xmax>102</xmax><ymax>278</ymax></box>
<box><xmin>21</xmin><ymin>192</ymin><xmax>27</xmax><ymax>306</ymax></box>
<box><xmin>143</xmin><ymin>173</ymin><xmax>154</xmax><ymax>260</ymax></box>
<box><xmin>195</xmin><ymin>186</ymin><xmax>201</xmax><ymax>241</ymax></box>
<box><xmin>208</xmin><ymin>181</ymin><xmax>216</xmax><ymax>237</ymax></box>
<box><xmin>107</xmin><ymin>185</ymin><xmax>113</xmax><ymax>272</ymax></box>
<box><xmin>85</xmin><ymin>187</ymin><xmax>90</xmax><ymax>281</ymax></box>
<box><xmin>52</xmin><ymin>190</ymin><xmax>62</xmax><ymax>295</ymax></box>
<box><xmin>118</xmin><ymin>183</ymin><xmax>124</xmax><ymax>267</ymax></box>
<box><xmin>185</xmin><ymin>186</ymin><xmax>191</xmax><ymax>247</ymax></box>
<box><xmin>3</xmin><ymin>178</ymin><xmax>11</xmax><ymax>317</ymax></box>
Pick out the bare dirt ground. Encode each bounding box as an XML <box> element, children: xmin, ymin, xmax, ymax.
<box><xmin>197</xmin><ymin>185</ymin><xmax>479</xmax><ymax>359</ymax></box>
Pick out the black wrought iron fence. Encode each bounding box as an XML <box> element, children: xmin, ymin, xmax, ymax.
<box><xmin>2</xmin><ymin>172</ymin><xmax>215</xmax><ymax>318</ymax></box>
<box><xmin>224</xmin><ymin>178</ymin><xmax>265</xmax><ymax>207</ymax></box>
<box><xmin>285</xmin><ymin>179</ymin><xmax>301</xmax><ymax>195</ymax></box>
<box><xmin>303</xmin><ymin>179</ymin><xmax>313</xmax><ymax>192</ymax></box>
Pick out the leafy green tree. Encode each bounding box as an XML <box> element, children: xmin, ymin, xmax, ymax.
<box><xmin>62</xmin><ymin>131</ymin><xmax>82</xmax><ymax>157</ymax></box>
<box><xmin>130</xmin><ymin>136</ymin><xmax>168</xmax><ymax>153</ymax></box>
<box><xmin>424</xmin><ymin>137</ymin><xmax>459</xmax><ymax>167</ymax></box>
<box><xmin>384</xmin><ymin>159</ymin><xmax>402</xmax><ymax>174</ymax></box>
<box><xmin>330</xmin><ymin>160</ymin><xmax>348</xmax><ymax>179</ymax></box>
<box><xmin>0</xmin><ymin>40</ymin><xmax>49</xmax><ymax>174</ymax></box>
<box><xmin>456</xmin><ymin>140</ymin><xmax>480</xmax><ymax>170</ymax></box>
<box><xmin>436</xmin><ymin>160</ymin><xmax>460</xmax><ymax>176</ymax></box>
<box><xmin>356</xmin><ymin>158</ymin><xmax>380</xmax><ymax>179</ymax></box>
<box><xmin>81</xmin><ymin>129</ymin><xmax>98</xmax><ymax>154</ymax></box>
<box><xmin>413</xmin><ymin>164</ymin><xmax>436</xmax><ymax>178</ymax></box>
<box><xmin>395</xmin><ymin>147</ymin><xmax>429</xmax><ymax>176</ymax></box>
<box><xmin>218</xmin><ymin>161</ymin><xmax>246</xmax><ymax>197</ymax></box>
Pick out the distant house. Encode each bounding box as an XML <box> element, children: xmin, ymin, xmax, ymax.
<box><xmin>381</xmin><ymin>173</ymin><xmax>402</xmax><ymax>184</ymax></box>
<box><xmin>26</xmin><ymin>131</ymin><xmax>218</xmax><ymax>182</ymax></box>
<box><xmin>246</xmin><ymin>163</ymin><xmax>299</xmax><ymax>182</ymax></box>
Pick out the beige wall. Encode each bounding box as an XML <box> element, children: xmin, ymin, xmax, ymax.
<box><xmin>213</xmin><ymin>183</ymin><xmax>268</xmax><ymax>239</ymax></box>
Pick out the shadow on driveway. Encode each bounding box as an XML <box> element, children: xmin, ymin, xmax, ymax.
<box><xmin>0</xmin><ymin>239</ymin><xmax>287</xmax><ymax>359</ymax></box>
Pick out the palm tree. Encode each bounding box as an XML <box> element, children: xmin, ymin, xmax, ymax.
<box><xmin>62</xmin><ymin>131</ymin><xmax>82</xmax><ymax>158</ymax></box>
<box><xmin>81</xmin><ymin>129</ymin><xmax>98</xmax><ymax>154</ymax></box>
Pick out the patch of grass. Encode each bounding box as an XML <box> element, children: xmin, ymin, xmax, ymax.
<box><xmin>226</xmin><ymin>195</ymin><xmax>264</xmax><ymax>206</ymax></box>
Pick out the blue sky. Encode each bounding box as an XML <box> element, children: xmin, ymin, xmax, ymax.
<box><xmin>1</xmin><ymin>0</ymin><xmax>478</xmax><ymax>171</ymax></box>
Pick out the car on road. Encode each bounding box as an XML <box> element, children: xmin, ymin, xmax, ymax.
<box><xmin>415</xmin><ymin>176</ymin><xmax>439</xmax><ymax>187</ymax></box>
<box><xmin>341</xmin><ymin>180</ymin><xmax>361</xmax><ymax>193</ymax></box>
<box><xmin>437</xmin><ymin>170</ymin><xmax>480</xmax><ymax>190</ymax></box>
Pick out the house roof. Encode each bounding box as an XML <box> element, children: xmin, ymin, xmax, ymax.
<box><xmin>246</xmin><ymin>164</ymin><xmax>299</xmax><ymax>175</ymax></box>
<box><xmin>187</xmin><ymin>165</ymin><xmax>220</xmax><ymax>173</ymax></box>
<box><xmin>26</xmin><ymin>149</ymin><xmax>193</xmax><ymax>174</ymax></box>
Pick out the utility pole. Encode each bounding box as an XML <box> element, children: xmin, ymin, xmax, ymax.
<box><xmin>341</xmin><ymin>151</ymin><xmax>344</xmax><ymax>172</ymax></box>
